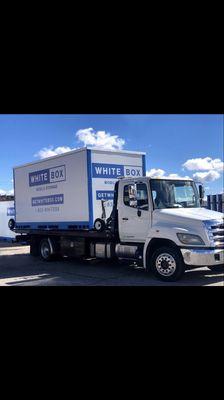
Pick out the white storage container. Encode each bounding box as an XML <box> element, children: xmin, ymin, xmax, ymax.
<box><xmin>14</xmin><ymin>147</ymin><xmax>146</xmax><ymax>230</ymax></box>
<box><xmin>0</xmin><ymin>201</ymin><xmax>16</xmax><ymax>240</ymax></box>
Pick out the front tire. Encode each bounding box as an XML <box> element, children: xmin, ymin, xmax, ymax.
<box><xmin>149</xmin><ymin>246</ymin><xmax>185</xmax><ymax>282</ymax></box>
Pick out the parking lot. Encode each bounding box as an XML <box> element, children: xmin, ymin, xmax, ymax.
<box><xmin>0</xmin><ymin>242</ymin><xmax>223</xmax><ymax>286</ymax></box>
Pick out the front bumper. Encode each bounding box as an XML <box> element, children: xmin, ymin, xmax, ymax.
<box><xmin>181</xmin><ymin>248</ymin><xmax>224</xmax><ymax>266</ymax></box>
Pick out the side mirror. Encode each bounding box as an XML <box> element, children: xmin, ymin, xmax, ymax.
<box><xmin>198</xmin><ymin>184</ymin><xmax>205</xmax><ymax>206</ymax></box>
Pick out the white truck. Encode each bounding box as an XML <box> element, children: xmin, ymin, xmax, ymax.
<box><xmin>0</xmin><ymin>200</ymin><xmax>16</xmax><ymax>241</ymax></box>
<box><xmin>10</xmin><ymin>147</ymin><xmax>224</xmax><ymax>281</ymax></box>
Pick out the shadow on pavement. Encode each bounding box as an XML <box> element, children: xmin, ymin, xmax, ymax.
<box><xmin>0</xmin><ymin>247</ymin><xmax>223</xmax><ymax>286</ymax></box>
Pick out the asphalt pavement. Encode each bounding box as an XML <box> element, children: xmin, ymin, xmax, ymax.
<box><xmin>0</xmin><ymin>242</ymin><xmax>223</xmax><ymax>286</ymax></box>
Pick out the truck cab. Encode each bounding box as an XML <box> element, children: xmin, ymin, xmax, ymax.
<box><xmin>114</xmin><ymin>177</ymin><xmax>224</xmax><ymax>281</ymax></box>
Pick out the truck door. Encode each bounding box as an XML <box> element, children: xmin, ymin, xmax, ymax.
<box><xmin>118</xmin><ymin>180</ymin><xmax>151</xmax><ymax>242</ymax></box>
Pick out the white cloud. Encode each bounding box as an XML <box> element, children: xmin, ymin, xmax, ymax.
<box><xmin>183</xmin><ymin>157</ymin><xmax>224</xmax><ymax>172</ymax></box>
<box><xmin>193</xmin><ymin>170</ymin><xmax>221</xmax><ymax>183</ymax></box>
<box><xmin>146</xmin><ymin>168</ymin><xmax>165</xmax><ymax>178</ymax></box>
<box><xmin>35</xmin><ymin>128</ymin><xmax>126</xmax><ymax>160</ymax></box>
<box><xmin>0</xmin><ymin>188</ymin><xmax>14</xmax><ymax>196</ymax></box>
<box><xmin>35</xmin><ymin>146</ymin><xmax>73</xmax><ymax>159</ymax></box>
<box><xmin>166</xmin><ymin>173</ymin><xmax>190</xmax><ymax>179</ymax></box>
<box><xmin>76</xmin><ymin>128</ymin><xmax>125</xmax><ymax>151</ymax></box>
<box><xmin>146</xmin><ymin>169</ymin><xmax>190</xmax><ymax>179</ymax></box>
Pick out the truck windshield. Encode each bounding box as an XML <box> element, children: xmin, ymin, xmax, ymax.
<box><xmin>150</xmin><ymin>179</ymin><xmax>200</xmax><ymax>209</ymax></box>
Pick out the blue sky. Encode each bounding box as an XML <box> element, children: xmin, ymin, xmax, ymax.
<box><xmin>0</xmin><ymin>114</ymin><xmax>223</xmax><ymax>195</ymax></box>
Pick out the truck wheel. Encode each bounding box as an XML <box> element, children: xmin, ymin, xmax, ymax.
<box><xmin>94</xmin><ymin>218</ymin><xmax>106</xmax><ymax>232</ymax></box>
<box><xmin>8</xmin><ymin>218</ymin><xmax>15</xmax><ymax>230</ymax></box>
<box><xmin>207</xmin><ymin>265</ymin><xmax>224</xmax><ymax>272</ymax></box>
<box><xmin>39</xmin><ymin>239</ymin><xmax>53</xmax><ymax>262</ymax></box>
<box><xmin>150</xmin><ymin>246</ymin><xmax>185</xmax><ymax>282</ymax></box>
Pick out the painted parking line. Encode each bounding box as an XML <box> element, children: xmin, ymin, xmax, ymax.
<box><xmin>0</xmin><ymin>274</ymin><xmax>50</xmax><ymax>286</ymax></box>
<box><xmin>0</xmin><ymin>246</ymin><xmax>30</xmax><ymax>256</ymax></box>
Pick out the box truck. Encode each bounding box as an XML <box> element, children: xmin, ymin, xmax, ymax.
<box><xmin>10</xmin><ymin>147</ymin><xmax>224</xmax><ymax>281</ymax></box>
<box><xmin>0</xmin><ymin>200</ymin><xmax>16</xmax><ymax>241</ymax></box>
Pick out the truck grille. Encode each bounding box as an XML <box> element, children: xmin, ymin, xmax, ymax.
<box><xmin>210</xmin><ymin>223</ymin><xmax>224</xmax><ymax>248</ymax></box>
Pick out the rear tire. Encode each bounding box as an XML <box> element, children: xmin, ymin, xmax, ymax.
<box><xmin>149</xmin><ymin>246</ymin><xmax>185</xmax><ymax>282</ymax></box>
<box><xmin>39</xmin><ymin>239</ymin><xmax>53</xmax><ymax>262</ymax></box>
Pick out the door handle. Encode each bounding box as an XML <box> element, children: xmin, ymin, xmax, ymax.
<box><xmin>122</xmin><ymin>217</ymin><xmax>129</xmax><ymax>220</ymax></box>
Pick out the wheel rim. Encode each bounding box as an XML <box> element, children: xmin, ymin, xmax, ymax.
<box><xmin>155</xmin><ymin>253</ymin><xmax>177</xmax><ymax>277</ymax></box>
<box><xmin>41</xmin><ymin>242</ymin><xmax>50</xmax><ymax>259</ymax></box>
<box><xmin>95</xmin><ymin>221</ymin><xmax>102</xmax><ymax>230</ymax></box>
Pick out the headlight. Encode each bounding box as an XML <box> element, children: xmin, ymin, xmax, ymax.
<box><xmin>177</xmin><ymin>233</ymin><xmax>205</xmax><ymax>245</ymax></box>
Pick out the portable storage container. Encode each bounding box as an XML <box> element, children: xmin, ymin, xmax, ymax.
<box><xmin>0</xmin><ymin>200</ymin><xmax>16</xmax><ymax>240</ymax></box>
<box><xmin>14</xmin><ymin>147</ymin><xmax>146</xmax><ymax>230</ymax></box>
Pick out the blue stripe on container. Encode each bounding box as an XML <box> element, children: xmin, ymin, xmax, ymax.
<box><xmin>15</xmin><ymin>221</ymin><xmax>90</xmax><ymax>230</ymax></box>
<box><xmin>87</xmin><ymin>149</ymin><xmax>94</xmax><ymax>229</ymax></box>
<box><xmin>13</xmin><ymin>168</ymin><xmax>16</xmax><ymax>224</ymax></box>
<box><xmin>142</xmin><ymin>154</ymin><xmax>146</xmax><ymax>176</ymax></box>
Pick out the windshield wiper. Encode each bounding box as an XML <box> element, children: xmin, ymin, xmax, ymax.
<box><xmin>163</xmin><ymin>204</ymin><xmax>183</xmax><ymax>209</ymax></box>
<box><xmin>168</xmin><ymin>204</ymin><xmax>183</xmax><ymax>208</ymax></box>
